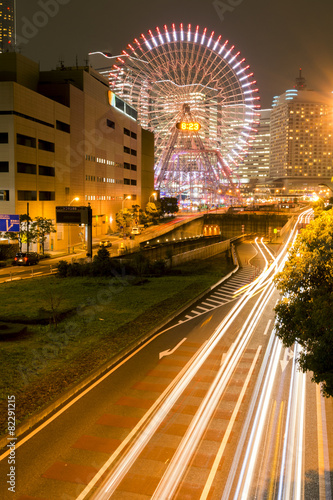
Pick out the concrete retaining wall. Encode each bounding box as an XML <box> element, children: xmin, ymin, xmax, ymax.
<box><xmin>171</xmin><ymin>239</ymin><xmax>230</xmax><ymax>266</ymax></box>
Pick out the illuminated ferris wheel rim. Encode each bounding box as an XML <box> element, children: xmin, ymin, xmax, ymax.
<box><xmin>109</xmin><ymin>23</ymin><xmax>260</xmax><ymax>171</ymax></box>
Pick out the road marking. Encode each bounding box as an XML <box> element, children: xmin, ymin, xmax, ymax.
<box><xmin>280</xmin><ymin>347</ymin><xmax>294</xmax><ymax>372</ymax></box>
<box><xmin>268</xmin><ymin>401</ymin><xmax>284</xmax><ymax>500</ymax></box>
<box><xmin>201</xmin><ymin>315</ymin><xmax>212</xmax><ymax>327</ymax></box>
<box><xmin>263</xmin><ymin>319</ymin><xmax>272</xmax><ymax>336</ymax></box>
<box><xmin>159</xmin><ymin>338</ymin><xmax>187</xmax><ymax>360</ymax></box>
<box><xmin>200</xmin><ymin>345</ymin><xmax>262</xmax><ymax>500</ymax></box>
<box><xmin>205</xmin><ymin>298</ymin><xmax>222</xmax><ymax>305</ymax></box>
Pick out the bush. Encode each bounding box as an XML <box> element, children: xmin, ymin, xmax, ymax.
<box><xmin>94</xmin><ymin>247</ymin><xmax>110</xmax><ymax>262</ymax></box>
<box><xmin>0</xmin><ymin>244</ymin><xmax>18</xmax><ymax>260</ymax></box>
<box><xmin>57</xmin><ymin>260</ymin><xmax>69</xmax><ymax>277</ymax></box>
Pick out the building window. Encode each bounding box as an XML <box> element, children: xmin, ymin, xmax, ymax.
<box><xmin>0</xmin><ymin>190</ymin><xmax>9</xmax><ymax>201</ymax></box>
<box><xmin>38</xmin><ymin>139</ymin><xmax>55</xmax><ymax>152</ymax></box>
<box><xmin>17</xmin><ymin>190</ymin><xmax>37</xmax><ymax>201</ymax></box>
<box><xmin>39</xmin><ymin>165</ymin><xmax>55</xmax><ymax>177</ymax></box>
<box><xmin>17</xmin><ymin>133</ymin><xmax>36</xmax><ymax>148</ymax></box>
<box><xmin>124</xmin><ymin>162</ymin><xmax>130</xmax><ymax>169</ymax></box>
<box><xmin>17</xmin><ymin>162</ymin><xmax>36</xmax><ymax>174</ymax></box>
<box><xmin>124</xmin><ymin>146</ymin><xmax>130</xmax><ymax>154</ymax></box>
<box><xmin>39</xmin><ymin>191</ymin><xmax>55</xmax><ymax>201</ymax></box>
<box><xmin>107</xmin><ymin>119</ymin><xmax>115</xmax><ymax>129</ymax></box>
<box><xmin>131</xmin><ymin>164</ymin><xmax>137</xmax><ymax>171</ymax></box>
<box><xmin>0</xmin><ymin>132</ymin><xmax>8</xmax><ymax>143</ymax></box>
<box><xmin>124</xmin><ymin>127</ymin><xmax>131</xmax><ymax>136</ymax></box>
<box><xmin>130</xmin><ymin>179</ymin><xmax>137</xmax><ymax>186</ymax></box>
<box><xmin>131</xmin><ymin>131</ymin><xmax>137</xmax><ymax>140</ymax></box>
<box><xmin>131</xmin><ymin>149</ymin><xmax>137</xmax><ymax>156</ymax></box>
<box><xmin>56</xmin><ymin>120</ymin><xmax>70</xmax><ymax>133</ymax></box>
<box><xmin>0</xmin><ymin>161</ymin><xmax>9</xmax><ymax>172</ymax></box>
<box><xmin>124</xmin><ymin>178</ymin><xmax>130</xmax><ymax>185</ymax></box>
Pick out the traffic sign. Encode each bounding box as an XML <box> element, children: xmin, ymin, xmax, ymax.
<box><xmin>0</xmin><ymin>214</ymin><xmax>20</xmax><ymax>232</ymax></box>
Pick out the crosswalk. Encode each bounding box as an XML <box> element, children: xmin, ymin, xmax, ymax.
<box><xmin>178</xmin><ymin>265</ymin><xmax>257</xmax><ymax>323</ymax></box>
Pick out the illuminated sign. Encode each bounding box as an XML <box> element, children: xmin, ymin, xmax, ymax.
<box><xmin>176</xmin><ymin>121</ymin><xmax>201</xmax><ymax>131</ymax></box>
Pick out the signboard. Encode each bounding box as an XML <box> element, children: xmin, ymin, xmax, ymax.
<box><xmin>176</xmin><ymin>121</ymin><xmax>201</xmax><ymax>131</ymax></box>
<box><xmin>0</xmin><ymin>214</ymin><xmax>20</xmax><ymax>232</ymax></box>
<box><xmin>56</xmin><ymin>206</ymin><xmax>92</xmax><ymax>225</ymax></box>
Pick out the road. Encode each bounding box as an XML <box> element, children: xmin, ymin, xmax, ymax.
<box><xmin>0</xmin><ymin>214</ymin><xmax>202</xmax><ymax>284</ymax></box>
<box><xmin>0</xmin><ymin>209</ymin><xmax>332</xmax><ymax>499</ymax></box>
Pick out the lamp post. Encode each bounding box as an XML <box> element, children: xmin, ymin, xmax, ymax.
<box><xmin>68</xmin><ymin>197</ymin><xmax>79</xmax><ymax>253</ymax></box>
<box><xmin>122</xmin><ymin>195</ymin><xmax>131</xmax><ymax>211</ymax></box>
<box><xmin>149</xmin><ymin>192</ymin><xmax>156</xmax><ymax>203</ymax></box>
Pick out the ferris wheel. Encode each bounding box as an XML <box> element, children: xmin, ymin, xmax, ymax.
<box><xmin>109</xmin><ymin>23</ymin><xmax>260</xmax><ymax>202</ymax></box>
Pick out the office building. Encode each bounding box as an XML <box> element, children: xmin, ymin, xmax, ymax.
<box><xmin>0</xmin><ymin>52</ymin><xmax>154</xmax><ymax>251</ymax></box>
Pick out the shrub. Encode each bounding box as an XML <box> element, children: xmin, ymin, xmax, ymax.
<box><xmin>57</xmin><ymin>260</ymin><xmax>69</xmax><ymax>277</ymax></box>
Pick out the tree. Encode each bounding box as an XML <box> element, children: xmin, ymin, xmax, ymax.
<box><xmin>145</xmin><ymin>200</ymin><xmax>162</xmax><ymax>222</ymax></box>
<box><xmin>115</xmin><ymin>208</ymin><xmax>132</xmax><ymax>234</ymax></box>
<box><xmin>274</xmin><ymin>210</ymin><xmax>333</xmax><ymax>397</ymax></box>
<box><xmin>31</xmin><ymin>217</ymin><xmax>56</xmax><ymax>255</ymax></box>
<box><xmin>15</xmin><ymin>214</ymin><xmax>38</xmax><ymax>251</ymax></box>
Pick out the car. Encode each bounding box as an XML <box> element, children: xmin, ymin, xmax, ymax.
<box><xmin>99</xmin><ymin>240</ymin><xmax>112</xmax><ymax>248</ymax></box>
<box><xmin>131</xmin><ymin>227</ymin><xmax>141</xmax><ymax>235</ymax></box>
<box><xmin>13</xmin><ymin>252</ymin><xmax>39</xmax><ymax>266</ymax></box>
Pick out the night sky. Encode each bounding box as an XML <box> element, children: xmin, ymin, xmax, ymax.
<box><xmin>16</xmin><ymin>0</ymin><xmax>333</xmax><ymax>108</ymax></box>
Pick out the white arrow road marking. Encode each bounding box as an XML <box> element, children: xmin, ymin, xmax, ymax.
<box><xmin>159</xmin><ymin>338</ymin><xmax>187</xmax><ymax>360</ymax></box>
<box><xmin>280</xmin><ymin>347</ymin><xmax>294</xmax><ymax>372</ymax></box>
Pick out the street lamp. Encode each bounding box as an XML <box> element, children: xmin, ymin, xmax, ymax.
<box><xmin>122</xmin><ymin>195</ymin><xmax>131</xmax><ymax>210</ymax></box>
<box><xmin>69</xmin><ymin>197</ymin><xmax>79</xmax><ymax>206</ymax></box>
<box><xmin>68</xmin><ymin>197</ymin><xmax>79</xmax><ymax>253</ymax></box>
<box><xmin>149</xmin><ymin>192</ymin><xmax>156</xmax><ymax>203</ymax></box>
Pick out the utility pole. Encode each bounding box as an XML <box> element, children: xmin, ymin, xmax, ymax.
<box><xmin>26</xmin><ymin>202</ymin><xmax>30</xmax><ymax>253</ymax></box>
<box><xmin>86</xmin><ymin>203</ymin><xmax>92</xmax><ymax>260</ymax></box>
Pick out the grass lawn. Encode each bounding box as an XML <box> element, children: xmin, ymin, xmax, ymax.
<box><xmin>0</xmin><ymin>255</ymin><xmax>234</xmax><ymax>435</ymax></box>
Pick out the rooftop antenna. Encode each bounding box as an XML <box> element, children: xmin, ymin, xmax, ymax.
<box><xmin>294</xmin><ymin>67</ymin><xmax>307</xmax><ymax>90</ymax></box>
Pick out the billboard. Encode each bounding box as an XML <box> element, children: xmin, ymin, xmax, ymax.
<box><xmin>56</xmin><ymin>206</ymin><xmax>92</xmax><ymax>225</ymax></box>
<box><xmin>0</xmin><ymin>214</ymin><xmax>20</xmax><ymax>232</ymax></box>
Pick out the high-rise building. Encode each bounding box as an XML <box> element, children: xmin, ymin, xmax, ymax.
<box><xmin>0</xmin><ymin>0</ymin><xmax>15</xmax><ymax>53</ymax></box>
<box><xmin>269</xmin><ymin>72</ymin><xmax>333</xmax><ymax>194</ymax></box>
<box><xmin>238</xmin><ymin>108</ymin><xmax>271</xmax><ymax>189</ymax></box>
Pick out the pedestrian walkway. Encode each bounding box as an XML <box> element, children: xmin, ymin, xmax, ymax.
<box><xmin>177</xmin><ymin>265</ymin><xmax>256</xmax><ymax>324</ymax></box>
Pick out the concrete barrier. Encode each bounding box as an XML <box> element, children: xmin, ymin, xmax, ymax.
<box><xmin>171</xmin><ymin>239</ymin><xmax>230</xmax><ymax>266</ymax></box>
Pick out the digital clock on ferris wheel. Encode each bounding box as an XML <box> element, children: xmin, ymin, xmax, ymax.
<box><xmin>176</xmin><ymin>121</ymin><xmax>201</xmax><ymax>131</ymax></box>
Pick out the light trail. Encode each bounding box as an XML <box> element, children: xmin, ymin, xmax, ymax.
<box><xmin>81</xmin><ymin>209</ymin><xmax>313</xmax><ymax>500</ymax></box>
<box><xmin>86</xmin><ymin>241</ymin><xmax>280</xmax><ymax>499</ymax></box>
